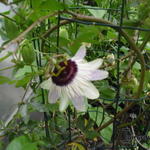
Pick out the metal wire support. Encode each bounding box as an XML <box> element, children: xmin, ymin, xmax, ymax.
<box><xmin>56</xmin><ymin>13</ymin><xmax>60</xmax><ymax>53</ymax></box>
<box><xmin>112</xmin><ymin>0</ymin><xmax>125</xmax><ymax>149</ymax></box>
<box><xmin>37</xmin><ymin>37</ymin><xmax>51</xmax><ymax>140</ymax></box>
<box><xmin>60</xmin><ymin>17</ymin><xmax>150</xmax><ymax>32</ymax></box>
<box><xmin>68</xmin><ymin>106</ymin><xmax>72</xmax><ymax>142</ymax></box>
<box><xmin>32</xmin><ymin>30</ymin><xmax>51</xmax><ymax>140</ymax></box>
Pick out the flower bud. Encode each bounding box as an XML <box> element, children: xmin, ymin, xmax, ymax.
<box><xmin>21</xmin><ymin>42</ymin><xmax>35</xmax><ymax>65</ymax></box>
<box><xmin>60</xmin><ymin>28</ymin><xmax>69</xmax><ymax>39</ymax></box>
<box><xmin>106</xmin><ymin>53</ymin><xmax>115</xmax><ymax>65</ymax></box>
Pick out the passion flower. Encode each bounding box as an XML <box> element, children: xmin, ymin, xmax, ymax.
<box><xmin>41</xmin><ymin>45</ymin><xmax>108</xmax><ymax>111</ymax></box>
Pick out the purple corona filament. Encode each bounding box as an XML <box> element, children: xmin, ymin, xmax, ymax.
<box><xmin>52</xmin><ymin>60</ymin><xmax>78</xmax><ymax>86</ymax></box>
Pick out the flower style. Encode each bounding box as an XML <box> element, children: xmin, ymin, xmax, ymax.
<box><xmin>41</xmin><ymin>45</ymin><xmax>108</xmax><ymax>112</ymax></box>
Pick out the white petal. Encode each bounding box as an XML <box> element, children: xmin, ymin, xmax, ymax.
<box><xmin>88</xmin><ymin>59</ymin><xmax>103</xmax><ymax>69</ymax></box>
<box><xmin>76</xmin><ymin>78</ymin><xmax>99</xmax><ymax>99</ymax></box>
<box><xmin>76</xmin><ymin>69</ymin><xmax>91</xmax><ymax>81</ymax></box>
<box><xmin>77</xmin><ymin>58</ymin><xmax>103</xmax><ymax>71</ymax></box>
<box><xmin>59</xmin><ymin>98</ymin><xmax>69</xmax><ymax>112</ymax></box>
<box><xmin>71</xmin><ymin>96</ymin><xmax>86</xmax><ymax>112</ymax></box>
<box><xmin>68</xmin><ymin>80</ymin><xmax>84</xmax><ymax>98</ymax></box>
<box><xmin>48</xmin><ymin>85</ymin><xmax>60</xmax><ymax>103</ymax></box>
<box><xmin>72</xmin><ymin>45</ymin><xmax>86</xmax><ymax>60</ymax></box>
<box><xmin>90</xmin><ymin>70</ymin><xmax>108</xmax><ymax>81</ymax></box>
<box><xmin>66</xmin><ymin>84</ymin><xmax>79</xmax><ymax>99</ymax></box>
<box><xmin>40</xmin><ymin>78</ymin><xmax>52</xmax><ymax>90</ymax></box>
<box><xmin>82</xmin><ymin>82</ymin><xmax>99</xmax><ymax>99</ymax></box>
<box><xmin>59</xmin><ymin>88</ymin><xmax>69</xmax><ymax>112</ymax></box>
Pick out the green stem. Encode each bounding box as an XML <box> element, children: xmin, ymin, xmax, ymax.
<box><xmin>0</xmin><ymin>13</ymin><xmax>17</xmax><ymax>23</ymax></box>
<box><xmin>0</xmin><ymin>65</ymin><xmax>16</xmax><ymax>71</ymax></box>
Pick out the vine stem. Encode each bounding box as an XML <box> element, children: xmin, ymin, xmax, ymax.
<box><xmin>2</xmin><ymin>11</ymin><xmax>63</xmax><ymax>50</ymax></box>
<box><xmin>123</xmin><ymin>33</ymin><xmax>150</xmax><ymax>77</ymax></box>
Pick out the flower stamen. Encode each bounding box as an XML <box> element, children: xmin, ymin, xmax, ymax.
<box><xmin>52</xmin><ymin>60</ymin><xmax>77</xmax><ymax>86</ymax></box>
<box><xmin>51</xmin><ymin>66</ymin><xmax>66</xmax><ymax>77</ymax></box>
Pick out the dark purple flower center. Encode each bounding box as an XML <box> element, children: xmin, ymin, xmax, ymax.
<box><xmin>52</xmin><ymin>60</ymin><xmax>77</xmax><ymax>86</ymax></box>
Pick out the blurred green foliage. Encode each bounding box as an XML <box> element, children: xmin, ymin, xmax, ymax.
<box><xmin>0</xmin><ymin>0</ymin><xmax>150</xmax><ymax>149</ymax></box>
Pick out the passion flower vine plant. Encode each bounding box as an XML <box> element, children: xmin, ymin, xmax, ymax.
<box><xmin>41</xmin><ymin>45</ymin><xmax>108</xmax><ymax>111</ymax></box>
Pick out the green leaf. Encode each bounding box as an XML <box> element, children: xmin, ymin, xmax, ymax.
<box><xmin>100</xmin><ymin>86</ymin><xmax>116</xmax><ymax>99</ymax></box>
<box><xmin>15</xmin><ymin>74</ymin><xmax>32</xmax><ymax>88</ymax></box>
<box><xmin>145</xmin><ymin>43</ymin><xmax>150</xmax><ymax>51</ymax></box>
<box><xmin>88</xmin><ymin>8</ymin><xmax>106</xmax><ymax>18</ymax></box>
<box><xmin>107</xmin><ymin>29</ymin><xmax>117</xmax><ymax>39</ymax></box>
<box><xmin>89</xmin><ymin>106</ymin><xmax>113</xmax><ymax>143</ymax></box>
<box><xmin>100</xmin><ymin>124</ymin><xmax>113</xmax><ymax>144</ymax></box>
<box><xmin>15</xmin><ymin>66</ymin><xmax>32</xmax><ymax>78</ymax></box>
<box><xmin>0</xmin><ymin>76</ymin><xmax>11</xmax><ymax>84</ymax></box>
<box><xmin>0</xmin><ymin>141</ymin><xmax>4</xmax><ymax>150</ymax></box>
<box><xmin>59</xmin><ymin>37</ymin><xmax>70</xmax><ymax>47</ymax></box>
<box><xmin>85</xmin><ymin>130</ymin><xmax>99</xmax><ymax>139</ymax></box>
<box><xmin>56</xmin><ymin>114</ymin><xmax>68</xmax><ymax>131</ymax></box>
<box><xmin>96</xmin><ymin>81</ymin><xmax>116</xmax><ymax>99</ymax></box>
<box><xmin>94</xmin><ymin>0</ymin><xmax>101</xmax><ymax>6</ymax></box>
<box><xmin>32</xmin><ymin>0</ymin><xmax>63</xmax><ymax>11</ymax></box>
<box><xmin>6</xmin><ymin>136</ymin><xmax>38</xmax><ymax>150</ymax></box>
<box><xmin>47</xmin><ymin>103</ymin><xmax>59</xmax><ymax>112</ymax></box>
<box><xmin>42</xmin><ymin>0</ymin><xmax>64</xmax><ymax>11</ymax></box>
<box><xmin>69</xmin><ymin>26</ymin><xmax>99</xmax><ymax>54</ymax></box>
<box><xmin>4</xmin><ymin>18</ymin><xmax>19</xmax><ymax>39</ymax></box>
<box><xmin>145</xmin><ymin>71</ymin><xmax>150</xmax><ymax>84</ymax></box>
<box><xmin>100</xmin><ymin>114</ymin><xmax>113</xmax><ymax>144</ymax></box>
<box><xmin>89</xmin><ymin>107</ymin><xmax>103</xmax><ymax>126</ymax></box>
<box><xmin>30</xmin><ymin>102</ymin><xmax>49</xmax><ymax>112</ymax></box>
<box><xmin>133</xmin><ymin>62</ymin><xmax>141</xmax><ymax>70</ymax></box>
<box><xmin>31</xmin><ymin>0</ymin><xmax>41</xmax><ymax>9</ymax></box>
<box><xmin>49</xmin><ymin>132</ymin><xmax>61</xmax><ymax>145</ymax></box>
<box><xmin>76</xmin><ymin>116</ymin><xmax>85</xmax><ymax>131</ymax></box>
<box><xmin>60</xmin><ymin>0</ymin><xmax>73</xmax><ymax>5</ymax></box>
